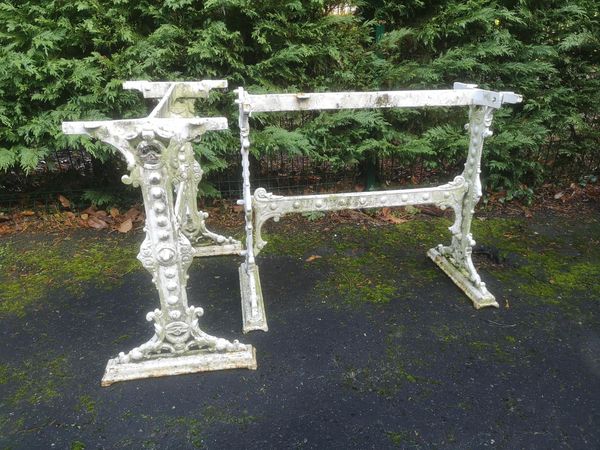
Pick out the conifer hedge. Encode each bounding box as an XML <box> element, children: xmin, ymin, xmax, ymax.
<box><xmin>0</xmin><ymin>0</ymin><xmax>598</xmax><ymax>199</ymax></box>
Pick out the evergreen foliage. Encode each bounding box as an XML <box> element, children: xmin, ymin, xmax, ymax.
<box><xmin>363</xmin><ymin>0</ymin><xmax>599</xmax><ymax>197</ymax></box>
<box><xmin>0</xmin><ymin>0</ymin><xmax>598</xmax><ymax>199</ymax></box>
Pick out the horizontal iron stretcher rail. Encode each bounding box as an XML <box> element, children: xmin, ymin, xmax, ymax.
<box><xmin>62</xmin><ymin>117</ymin><xmax>228</xmax><ymax>134</ymax></box>
<box><xmin>238</xmin><ymin>83</ymin><xmax>522</xmax><ymax>113</ymax></box>
<box><xmin>252</xmin><ymin>178</ymin><xmax>467</xmax><ymax>214</ymax></box>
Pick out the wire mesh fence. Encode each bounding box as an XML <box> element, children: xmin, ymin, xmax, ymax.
<box><xmin>209</xmin><ymin>154</ymin><xmax>360</xmax><ymax>200</ymax></box>
<box><xmin>2</xmin><ymin>141</ymin><xmax>596</xmax><ymax>213</ymax></box>
<box><xmin>1</xmin><ymin>150</ymin><xmax>431</xmax><ymax>213</ymax></box>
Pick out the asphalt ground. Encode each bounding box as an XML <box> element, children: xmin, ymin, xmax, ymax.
<box><xmin>1</xmin><ymin>213</ymin><xmax>599</xmax><ymax>449</ymax></box>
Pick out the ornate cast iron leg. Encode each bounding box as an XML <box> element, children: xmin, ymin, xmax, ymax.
<box><xmin>427</xmin><ymin>105</ymin><xmax>499</xmax><ymax>308</ymax></box>
<box><xmin>236</xmin><ymin>88</ymin><xmax>268</xmax><ymax>333</ymax></box>
<box><xmin>63</xmin><ymin>80</ymin><xmax>257</xmax><ymax>385</ymax></box>
<box><xmin>174</xmin><ymin>141</ymin><xmax>242</xmax><ymax>257</ymax></box>
<box><xmin>102</xmin><ymin>134</ymin><xmax>256</xmax><ymax>385</ymax></box>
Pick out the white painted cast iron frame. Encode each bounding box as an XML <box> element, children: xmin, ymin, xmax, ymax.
<box><xmin>237</xmin><ymin>83</ymin><xmax>522</xmax><ymax>332</ymax></box>
<box><xmin>63</xmin><ymin>81</ymin><xmax>257</xmax><ymax>386</ymax></box>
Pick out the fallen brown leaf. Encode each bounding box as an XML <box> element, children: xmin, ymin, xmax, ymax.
<box><xmin>88</xmin><ymin>216</ymin><xmax>108</xmax><ymax>229</ymax></box>
<box><xmin>58</xmin><ymin>195</ymin><xmax>71</xmax><ymax>208</ymax></box>
<box><xmin>519</xmin><ymin>204</ymin><xmax>533</xmax><ymax>218</ymax></box>
<box><xmin>123</xmin><ymin>207</ymin><xmax>140</xmax><ymax>220</ymax></box>
<box><xmin>305</xmin><ymin>255</ymin><xmax>321</xmax><ymax>262</ymax></box>
<box><xmin>387</xmin><ymin>216</ymin><xmax>407</xmax><ymax>224</ymax></box>
<box><xmin>109</xmin><ymin>207</ymin><xmax>120</xmax><ymax>218</ymax></box>
<box><xmin>21</xmin><ymin>210</ymin><xmax>35</xmax><ymax>216</ymax></box>
<box><xmin>81</xmin><ymin>213</ymin><xmax>89</xmax><ymax>220</ymax></box>
<box><xmin>379</xmin><ymin>207</ymin><xmax>407</xmax><ymax>224</ymax></box>
<box><xmin>420</xmin><ymin>206</ymin><xmax>445</xmax><ymax>217</ymax></box>
<box><xmin>117</xmin><ymin>218</ymin><xmax>133</xmax><ymax>233</ymax></box>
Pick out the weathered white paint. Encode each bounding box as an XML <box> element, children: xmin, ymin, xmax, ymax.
<box><xmin>252</xmin><ymin>176</ymin><xmax>468</xmax><ymax>256</ymax></box>
<box><xmin>237</xmin><ymin>83</ymin><xmax>522</xmax><ymax>329</ymax></box>
<box><xmin>237</xmin><ymin>82</ymin><xmax>522</xmax><ymax>113</ymax></box>
<box><xmin>102</xmin><ymin>345</ymin><xmax>256</xmax><ymax>386</ymax></box>
<box><xmin>239</xmin><ymin>262</ymin><xmax>267</xmax><ymax>332</ymax></box>
<box><xmin>61</xmin><ymin>79</ymin><xmax>522</xmax><ymax>385</ymax></box>
<box><xmin>63</xmin><ymin>81</ymin><xmax>255</xmax><ymax>386</ymax></box>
